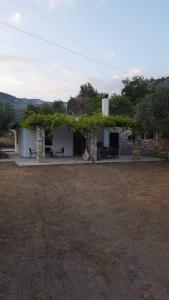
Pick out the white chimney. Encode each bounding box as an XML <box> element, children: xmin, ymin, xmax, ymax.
<box><xmin>102</xmin><ymin>97</ymin><xmax>110</xmax><ymax>147</ymax></box>
<box><xmin>102</xmin><ymin>98</ymin><xmax>109</xmax><ymax>116</ymax></box>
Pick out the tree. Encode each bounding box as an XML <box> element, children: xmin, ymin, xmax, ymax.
<box><xmin>90</xmin><ymin>95</ymin><xmax>102</xmax><ymax>114</ymax></box>
<box><xmin>67</xmin><ymin>97</ymin><xmax>80</xmax><ymax>115</ymax></box>
<box><xmin>52</xmin><ymin>100</ymin><xmax>66</xmax><ymax>114</ymax></box>
<box><xmin>39</xmin><ymin>103</ymin><xmax>52</xmax><ymax>114</ymax></box>
<box><xmin>0</xmin><ymin>101</ymin><xmax>15</xmax><ymax>134</ymax></box>
<box><xmin>67</xmin><ymin>95</ymin><xmax>102</xmax><ymax>115</ymax></box>
<box><xmin>136</xmin><ymin>87</ymin><xmax>169</xmax><ymax>137</ymax></box>
<box><xmin>79</xmin><ymin>82</ymin><xmax>98</xmax><ymax>98</ymax></box>
<box><xmin>109</xmin><ymin>95</ymin><xmax>133</xmax><ymax>116</ymax></box>
<box><xmin>26</xmin><ymin>104</ymin><xmax>40</xmax><ymax>114</ymax></box>
<box><xmin>67</xmin><ymin>82</ymin><xmax>102</xmax><ymax>115</ymax></box>
<box><xmin>122</xmin><ymin>76</ymin><xmax>149</xmax><ymax>104</ymax></box>
<box><xmin>67</xmin><ymin>96</ymin><xmax>91</xmax><ymax>115</ymax></box>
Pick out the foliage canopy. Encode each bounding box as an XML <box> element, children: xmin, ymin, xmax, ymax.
<box><xmin>122</xmin><ymin>76</ymin><xmax>149</xmax><ymax>104</ymax></box>
<box><xmin>136</xmin><ymin>87</ymin><xmax>169</xmax><ymax>137</ymax></box>
<box><xmin>0</xmin><ymin>101</ymin><xmax>15</xmax><ymax>134</ymax></box>
<box><xmin>21</xmin><ymin>112</ymin><xmax>137</xmax><ymax>134</ymax></box>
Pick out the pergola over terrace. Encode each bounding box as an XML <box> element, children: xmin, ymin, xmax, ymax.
<box><xmin>20</xmin><ymin>112</ymin><xmax>139</xmax><ymax>162</ymax></box>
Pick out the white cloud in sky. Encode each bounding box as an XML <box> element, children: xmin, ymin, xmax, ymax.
<box><xmin>0</xmin><ymin>56</ymin><xmax>75</xmax><ymax>100</ymax></box>
<box><xmin>112</xmin><ymin>75</ymin><xmax>119</xmax><ymax>80</ymax></box>
<box><xmin>62</xmin><ymin>69</ymin><xmax>71</xmax><ymax>76</ymax></box>
<box><xmin>0</xmin><ymin>55</ymin><xmax>35</xmax><ymax>64</ymax></box>
<box><xmin>34</xmin><ymin>80</ymin><xmax>73</xmax><ymax>99</ymax></box>
<box><xmin>0</xmin><ymin>50</ymin><xmax>144</xmax><ymax>100</ymax></box>
<box><xmin>48</xmin><ymin>0</ymin><xmax>75</xmax><ymax>10</ymax></box>
<box><xmin>88</xmin><ymin>76</ymin><xmax>122</xmax><ymax>96</ymax></box>
<box><xmin>10</xmin><ymin>12</ymin><xmax>23</xmax><ymax>25</ymax></box>
<box><xmin>128</xmin><ymin>68</ymin><xmax>142</xmax><ymax>77</ymax></box>
<box><xmin>0</xmin><ymin>75</ymin><xmax>23</xmax><ymax>85</ymax></box>
<box><xmin>0</xmin><ymin>60</ymin><xmax>23</xmax><ymax>86</ymax></box>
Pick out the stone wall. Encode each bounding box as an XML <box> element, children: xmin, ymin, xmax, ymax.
<box><xmin>119</xmin><ymin>129</ymin><xmax>132</xmax><ymax>155</ymax></box>
<box><xmin>141</xmin><ymin>138</ymin><xmax>169</xmax><ymax>159</ymax></box>
<box><xmin>89</xmin><ymin>131</ymin><xmax>97</xmax><ymax>161</ymax></box>
<box><xmin>132</xmin><ymin>140</ymin><xmax>141</xmax><ymax>160</ymax></box>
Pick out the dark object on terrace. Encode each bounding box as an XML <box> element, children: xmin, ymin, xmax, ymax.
<box><xmin>45</xmin><ymin>147</ymin><xmax>52</xmax><ymax>157</ymax></box>
<box><xmin>0</xmin><ymin>148</ymin><xmax>9</xmax><ymax>159</ymax></box>
<box><xmin>97</xmin><ymin>145</ymin><xmax>118</xmax><ymax>160</ymax></box>
<box><xmin>55</xmin><ymin>147</ymin><xmax>64</xmax><ymax>157</ymax></box>
<box><xmin>29</xmin><ymin>148</ymin><xmax>37</xmax><ymax>159</ymax></box>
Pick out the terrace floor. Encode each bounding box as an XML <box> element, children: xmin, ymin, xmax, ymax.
<box><xmin>0</xmin><ymin>150</ymin><xmax>164</xmax><ymax>166</ymax></box>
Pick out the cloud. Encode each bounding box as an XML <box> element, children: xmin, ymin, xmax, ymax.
<box><xmin>10</xmin><ymin>12</ymin><xmax>23</xmax><ymax>25</ymax></box>
<box><xmin>88</xmin><ymin>76</ymin><xmax>122</xmax><ymax>95</ymax></box>
<box><xmin>112</xmin><ymin>75</ymin><xmax>119</xmax><ymax>80</ymax></box>
<box><xmin>62</xmin><ymin>69</ymin><xmax>71</xmax><ymax>76</ymax></box>
<box><xmin>34</xmin><ymin>81</ymin><xmax>73</xmax><ymax>99</ymax></box>
<box><xmin>0</xmin><ymin>74</ymin><xmax>23</xmax><ymax>85</ymax></box>
<box><xmin>0</xmin><ymin>55</ymin><xmax>35</xmax><ymax>64</ymax></box>
<box><xmin>128</xmin><ymin>68</ymin><xmax>142</xmax><ymax>77</ymax></box>
<box><xmin>48</xmin><ymin>0</ymin><xmax>75</xmax><ymax>10</ymax></box>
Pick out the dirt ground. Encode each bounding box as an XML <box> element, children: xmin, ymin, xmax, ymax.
<box><xmin>0</xmin><ymin>162</ymin><xmax>169</xmax><ymax>300</ymax></box>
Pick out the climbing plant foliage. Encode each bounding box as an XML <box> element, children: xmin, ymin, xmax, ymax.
<box><xmin>21</xmin><ymin>112</ymin><xmax>137</xmax><ymax>134</ymax></box>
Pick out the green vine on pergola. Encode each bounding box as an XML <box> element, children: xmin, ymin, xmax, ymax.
<box><xmin>21</xmin><ymin>112</ymin><xmax>139</xmax><ymax>134</ymax></box>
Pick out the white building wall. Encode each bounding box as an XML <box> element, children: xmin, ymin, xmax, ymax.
<box><xmin>18</xmin><ymin>128</ymin><xmax>36</xmax><ymax>157</ymax></box>
<box><xmin>52</xmin><ymin>126</ymin><xmax>73</xmax><ymax>156</ymax></box>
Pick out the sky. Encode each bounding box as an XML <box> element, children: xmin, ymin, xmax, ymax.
<box><xmin>0</xmin><ymin>0</ymin><xmax>169</xmax><ymax>101</ymax></box>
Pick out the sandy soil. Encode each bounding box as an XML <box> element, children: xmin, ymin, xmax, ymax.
<box><xmin>0</xmin><ymin>162</ymin><xmax>169</xmax><ymax>300</ymax></box>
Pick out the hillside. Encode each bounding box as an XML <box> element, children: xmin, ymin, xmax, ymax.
<box><xmin>149</xmin><ymin>76</ymin><xmax>169</xmax><ymax>88</ymax></box>
<box><xmin>0</xmin><ymin>92</ymin><xmax>46</xmax><ymax>111</ymax></box>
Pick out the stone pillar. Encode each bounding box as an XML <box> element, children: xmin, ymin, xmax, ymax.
<box><xmin>13</xmin><ymin>130</ymin><xmax>19</xmax><ymax>153</ymax></box>
<box><xmin>132</xmin><ymin>140</ymin><xmax>141</xmax><ymax>160</ymax></box>
<box><xmin>36</xmin><ymin>126</ymin><xmax>45</xmax><ymax>162</ymax></box>
<box><xmin>89</xmin><ymin>131</ymin><xmax>97</xmax><ymax>161</ymax></box>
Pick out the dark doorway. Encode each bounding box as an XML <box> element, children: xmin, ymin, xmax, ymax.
<box><xmin>73</xmin><ymin>132</ymin><xmax>85</xmax><ymax>156</ymax></box>
<box><xmin>110</xmin><ymin>132</ymin><xmax>119</xmax><ymax>155</ymax></box>
<box><xmin>45</xmin><ymin>132</ymin><xmax>53</xmax><ymax>156</ymax></box>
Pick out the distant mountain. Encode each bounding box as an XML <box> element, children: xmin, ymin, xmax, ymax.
<box><xmin>149</xmin><ymin>77</ymin><xmax>169</xmax><ymax>89</ymax></box>
<box><xmin>0</xmin><ymin>92</ymin><xmax>46</xmax><ymax>111</ymax></box>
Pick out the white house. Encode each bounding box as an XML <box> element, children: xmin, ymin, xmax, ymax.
<box><xmin>13</xmin><ymin>98</ymin><xmax>132</xmax><ymax>159</ymax></box>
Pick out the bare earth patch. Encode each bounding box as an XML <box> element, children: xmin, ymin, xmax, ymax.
<box><xmin>0</xmin><ymin>162</ymin><xmax>169</xmax><ymax>299</ymax></box>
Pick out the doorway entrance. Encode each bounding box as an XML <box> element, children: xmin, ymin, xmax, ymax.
<box><xmin>110</xmin><ymin>132</ymin><xmax>119</xmax><ymax>155</ymax></box>
<box><xmin>73</xmin><ymin>132</ymin><xmax>85</xmax><ymax>156</ymax></box>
